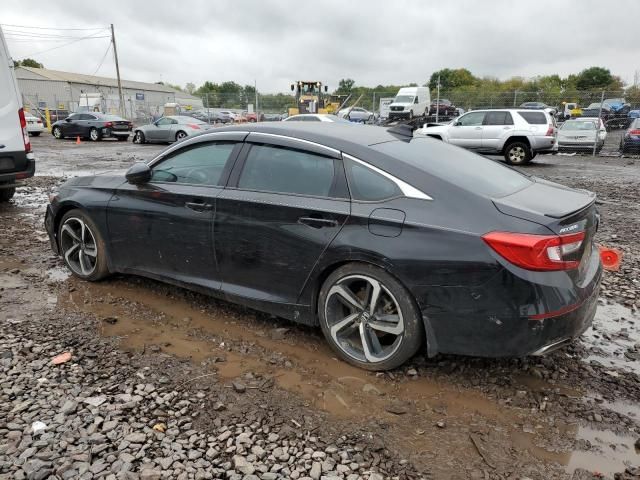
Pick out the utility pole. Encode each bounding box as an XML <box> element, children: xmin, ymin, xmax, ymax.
<box><xmin>435</xmin><ymin>74</ymin><xmax>441</xmax><ymax>123</ymax></box>
<box><xmin>254</xmin><ymin>80</ymin><xmax>258</xmax><ymax>122</ymax></box>
<box><xmin>593</xmin><ymin>90</ymin><xmax>605</xmax><ymax>157</ymax></box>
<box><xmin>110</xmin><ymin>24</ymin><xmax>125</xmax><ymax>118</ymax></box>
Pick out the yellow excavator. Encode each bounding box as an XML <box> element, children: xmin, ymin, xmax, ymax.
<box><xmin>288</xmin><ymin>81</ymin><xmax>330</xmax><ymax>116</ymax></box>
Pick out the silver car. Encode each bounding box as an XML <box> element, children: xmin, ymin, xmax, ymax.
<box><xmin>283</xmin><ymin>114</ymin><xmax>351</xmax><ymax>123</ymax></box>
<box><xmin>557</xmin><ymin>118</ymin><xmax>606</xmax><ymax>152</ymax></box>
<box><xmin>132</xmin><ymin>116</ymin><xmax>211</xmax><ymax>144</ymax></box>
<box><xmin>338</xmin><ymin>107</ymin><xmax>374</xmax><ymax>122</ymax></box>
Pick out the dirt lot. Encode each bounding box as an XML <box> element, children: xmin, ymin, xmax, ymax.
<box><xmin>1</xmin><ymin>134</ymin><xmax>639</xmax><ymax>480</ymax></box>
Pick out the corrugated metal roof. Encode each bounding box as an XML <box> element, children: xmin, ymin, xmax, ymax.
<box><xmin>16</xmin><ymin>67</ymin><xmax>199</xmax><ymax>98</ymax></box>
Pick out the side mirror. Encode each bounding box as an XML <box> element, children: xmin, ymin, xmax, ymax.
<box><xmin>65</xmin><ymin>118</ymin><xmax>73</xmax><ymax>122</ymax></box>
<box><xmin>126</xmin><ymin>162</ymin><xmax>152</xmax><ymax>185</ymax></box>
<box><xmin>454</xmin><ymin>121</ymin><xmax>462</xmax><ymax>126</ymax></box>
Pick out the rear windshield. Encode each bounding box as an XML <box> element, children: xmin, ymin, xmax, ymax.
<box><xmin>518</xmin><ymin>111</ymin><xmax>547</xmax><ymax>124</ymax></box>
<box><xmin>372</xmin><ymin>138</ymin><xmax>532</xmax><ymax>198</ymax></box>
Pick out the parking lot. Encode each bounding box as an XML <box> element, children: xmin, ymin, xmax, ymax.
<box><xmin>0</xmin><ymin>132</ymin><xmax>638</xmax><ymax>480</ymax></box>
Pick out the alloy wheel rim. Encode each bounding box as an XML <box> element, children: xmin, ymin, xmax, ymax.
<box><xmin>90</xmin><ymin>130</ymin><xmax>98</xmax><ymax>141</ymax></box>
<box><xmin>135</xmin><ymin>132</ymin><xmax>142</xmax><ymax>143</ymax></box>
<box><xmin>509</xmin><ymin>146</ymin><xmax>525</xmax><ymax>162</ymax></box>
<box><xmin>177</xmin><ymin>132</ymin><xmax>186</xmax><ymax>140</ymax></box>
<box><xmin>53</xmin><ymin>128</ymin><xmax>61</xmax><ymax>138</ymax></box>
<box><xmin>59</xmin><ymin>218</ymin><xmax>98</xmax><ymax>276</ymax></box>
<box><xmin>325</xmin><ymin>274</ymin><xmax>404</xmax><ymax>363</ymax></box>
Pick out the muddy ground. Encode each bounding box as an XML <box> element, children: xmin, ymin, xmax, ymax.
<box><xmin>1</xmin><ymin>134</ymin><xmax>640</xmax><ymax>480</ymax></box>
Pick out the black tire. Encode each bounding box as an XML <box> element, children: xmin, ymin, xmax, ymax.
<box><xmin>52</xmin><ymin>126</ymin><xmax>62</xmax><ymax>139</ymax></box>
<box><xmin>176</xmin><ymin>130</ymin><xmax>187</xmax><ymax>141</ymax></box>
<box><xmin>58</xmin><ymin>209</ymin><xmax>110</xmax><ymax>281</ymax></box>
<box><xmin>31</xmin><ymin>132</ymin><xmax>41</xmax><ymax>137</ymax></box>
<box><xmin>408</xmin><ymin>110</ymin><xmax>414</xmax><ymax>120</ymax></box>
<box><xmin>133</xmin><ymin>131</ymin><xmax>146</xmax><ymax>144</ymax></box>
<box><xmin>504</xmin><ymin>141</ymin><xmax>532</xmax><ymax>165</ymax></box>
<box><xmin>0</xmin><ymin>187</ymin><xmax>16</xmax><ymax>202</ymax></box>
<box><xmin>89</xmin><ymin>128</ymin><xmax>101</xmax><ymax>142</ymax></box>
<box><xmin>116</xmin><ymin>136</ymin><xmax>128</xmax><ymax>142</ymax></box>
<box><xmin>318</xmin><ymin>262</ymin><xmax>424</xmax><ymax>371</ymax></box>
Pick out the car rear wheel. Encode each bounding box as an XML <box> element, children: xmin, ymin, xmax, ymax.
<box><xmin>89</xmin><ymin>128</ymin><xmax>101</xmax><ymax>142</ymax></box>
<box><xmin>133</xmin><ymin>131</ymin><xmax>145</xmax><ymax>144</ymax></box>
<box><xmin>58</xmin><ymin>210</ymin><xmax>109</xmax><ymax>281</ymax></box>
<box><xmin>0</xmin><ymin>186</ymin><xmax>16</xmax><ymax>202</ymax></box>
<box><xmin>52</xmin><ymin>126</ymin><xmax>62</xmax><ymax>139</ymax></box>
<box><xmin>318</xmin><ymin>263</ymin><xmax>424</xmax><ymax>371</ymax></box>
<box><xmin>176</xmin><ymin>131</ymin><xmax>187</xmax><ymax>141</ymax></box>
<box><xmin>504</xmin><ymin>141</ymin><xmax>532</xmax><ymax>165</ymax></box>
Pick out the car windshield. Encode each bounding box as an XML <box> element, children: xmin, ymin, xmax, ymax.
<box><xmin>394</xmin><ymin>95</ymin><xmax>414</xmax><ymax>103</ymax></box>
<box><xmin>373</xmin><ymin>138</ymin><xmax>532</xmax><ymax>198</ymax></box>
<box><xmin>561</xmin><ymin>120</ymin><xmax>596</xmax><ymax>130</ymax></box>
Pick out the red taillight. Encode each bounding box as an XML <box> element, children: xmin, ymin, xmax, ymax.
<box><xmin>37</xmin><ymin>119</ymin><xmax>42</xmax><ymax>124</ymax></box>
<box><xmin>628</xmin><ymin>129</ymin><xmax>640</xmax><ymax>136</ymax></box>
<box><xmin>104</xmin><ymin>121</ymin><xmax>113</xmax><ymax>128</ymax></box>
<box><xmin>545</xmin><ymin>125</ymin><xmax>554</xmax><ymax>136</ymax></box>
<box><xmin>482</xmin><ymin>231</ymin><xmax>585</xmax><ymax>271</ymax></box>
<box><xmin>18</xmin><ymin>108</ymin><xmax>31</xmax><ymax>153</ymax></box>
<box><xmin>187</xmin><ymin>124</ymin><xmax>201</xmax><ymax>130</ymax></box>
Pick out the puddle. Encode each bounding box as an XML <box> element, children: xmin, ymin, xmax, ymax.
<box><xmin>46</xmin><ymin>267</ymin><xmax>71</xmax><ymax>283</ymax></box>
<box><xmin>567</xmin><ymin>425</ymin><xmax>639</xmax><ymax>477</ymax></box>
<box><xmin>582</xmin><ymin>302</ymin><xmax>640</xmax><ymax>375</ymax></box>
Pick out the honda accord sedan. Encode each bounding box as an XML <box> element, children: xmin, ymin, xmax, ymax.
<box><xmin>44</xmin><ymin>123</ymin><xmax>602</xmax><ymax>370</ymax></box>
<box><xmin>52</xmin><ymin>112</ymin><xmax>132</xmax><ymax>141</ymax></box>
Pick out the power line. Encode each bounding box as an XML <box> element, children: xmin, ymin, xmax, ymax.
<box><xmin>3</xmin><ymin>29</ymin><xmax>107</xmax><ymax>39</ymax></box>
<box><xmin>1</xmin><ymin>23</ymin><xmax>108</xmax><ymax>31</ymax></box>
<box><xmin>92</xmin><ymin>41</ymin><xmax>112</xmax><ymax>76</ymax></box>
<box><xmin>23</xmin><ymin>33</ymin><xmax>111</xmax><ymax>57</ymax></box>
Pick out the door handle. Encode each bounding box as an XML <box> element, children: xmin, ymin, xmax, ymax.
<box><xmin>185</xmin><ymin>201</ymin><xmax>213</xmax><ymax>212</ymax></box>
<box><xmin>298</xmin><ymin>216</ymin><xmax>339</xmax><ymax>228</ymax></box>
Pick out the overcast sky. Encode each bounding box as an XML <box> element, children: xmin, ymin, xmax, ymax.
<box><xmin>3</xmin><ymin>0</ymin><xmax>640</xmax><ymax>93</ymax></box>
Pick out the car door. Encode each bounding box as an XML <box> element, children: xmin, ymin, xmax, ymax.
<box><xmin>78</xmin><ymin>113</ymin><xmax>96</xmax><ymax>137</ymax></box>
<box><xmin>447</xmin><ymin>111</ymin><xmax>485</xmax><ymax>148</ymax></box>
<box><xmin>61</xmin><ymin>113</ymin><xmax>81</xmax><ymax>136</ymax></box>
<box><xmin>214</xmin><ymin>133</ymin><xmax>350</xmax><ymax>305</ymax></box>
<box><xmin>106</xmin><ymin>133</ymin><xmax>245</xmax><ymax>288</ymax></box>
<box><xmin>147</xmin><ymin>117</ymin><xmax>173</xmax><ymax>141</ymax></box>
<box><xmin>481</xmin><ymin>111</ymin><xmax>514</xmax><ymax>150</ymax></box>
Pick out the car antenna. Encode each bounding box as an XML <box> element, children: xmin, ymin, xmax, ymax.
<box><xmin>386</xmin><ymin>123</ymin><xmax>416</xmax><ymax>140</ymax></box>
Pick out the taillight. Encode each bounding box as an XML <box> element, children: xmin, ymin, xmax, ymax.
<box><xmin>628</xmin><ymin>129</ymin><xmax>640</xmax><ymax>136</ymax></box>
<box><xmin>37</xmin><ymin>119</ymin><xmax>42</xmax><ymax>124</ymax></box>
<box><xmin>545</xmin><ymin>125</ymin><xmax>554</xmax><ymax>136</ymax></box>
<box><xmin>18</xmin><ymin>108</ymin><xmax>31</xmax><ymax>153</ymax></box>
<box><xmin>187</xmin><ymin>124</ymin><xmax>201</xmax><ymax>129</ymax></box>
<box><xmin>104</xmin><ymin>122</ymin><xmax>113</xmax><ymax>128</ymax></box>
<box><xmin>482</xmin><ymin>231</ymin><xmax>585</xmax><ymax>271</ymax></box>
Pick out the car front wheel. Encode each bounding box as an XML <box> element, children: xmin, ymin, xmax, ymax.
<box><xmin>504</xmin><ymin>141</ymin><xmax>532</xmax><ymax>165</ymax></box>
<box><xmin>58</xmin><ymin>210</ymin><xmax>109</xmax><ymax>281</ymax></box>
<box><xmin>52</xmin><ymin>126</ymin><xmax>62</xmax><ymax>139</ymax></box>
<box><xmin>176</xmin><ymin>131</ymin><xmax>187</xmax><ymax>141</ymax></box>
<box><xmin>89</xmin><ymin>128</ymin><xmax>101</xmax><ymax>142</ymax></box>
<box><xmin>318</xmin><ymin>263</ymin><xmax>424</xmax><ymax>371</ymax></box>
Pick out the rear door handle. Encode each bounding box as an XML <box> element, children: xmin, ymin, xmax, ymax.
<box><xmin>185</xmin><ymin>201</ymin><xmax>213</xmax><ymax>212</ymax></box>
<box><xmin>298</xmin><ymin>216</ymin><xmax>338</xmax><ymax>228</ymax></box>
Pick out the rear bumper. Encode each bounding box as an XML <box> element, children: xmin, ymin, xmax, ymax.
<box><xmin>0</xmin><ymin>157</ymin><xmax>36</xmax><ymax>187</ymax></box>
<box><xmin>102</xmin><ymin>128</ymin><xmax>131</xmax><ymax>137</ymax></box>
<box><xmin>530</xmin><ymin>136</ymin><xmax>558</xmax><ymax>152</ymax></box>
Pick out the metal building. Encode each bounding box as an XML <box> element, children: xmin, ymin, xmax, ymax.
<box><xmin>15</xmin><ymin>66</ymin><xmax>202</xmax><ymax>121</ymax></box>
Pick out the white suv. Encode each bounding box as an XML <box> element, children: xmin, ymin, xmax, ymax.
<box><xmin>415</xmin><ymin>109</ymin><xmax>557</xmax><ymax>165</ymax></box>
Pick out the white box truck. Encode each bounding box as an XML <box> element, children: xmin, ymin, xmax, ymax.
<box><xmin>388</xmin><ymin>86</ymin><xmax>430</xmax><ymax>121</ymax></box>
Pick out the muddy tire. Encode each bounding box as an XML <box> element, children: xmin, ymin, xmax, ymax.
<box><xmin>52</xmin><ymin>126</ymin><xmax>62</xmax><ymax>139</ymax></box>
<box><xmin>0</xmin><ymin>187</ymin><xmax>16</xmax><ymax>202</ymax></box>
<box><xmin>318</xmin><ymin>263</ymin><xmax>424</xmax><ymax>371</ymax></box>
<box><xmin>58</xmin><ymin>209</ymin><xmax>109</xmax><ymax>281</ymax></box>
<box><xmin>504</xmin><ymin>141</ymin><xmax>531</xmax><ymax>165</ymax></box>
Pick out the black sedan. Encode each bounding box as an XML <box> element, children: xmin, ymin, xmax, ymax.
<box><xmin>51</xmin><ymin>112</ymin><xmax>132</xmax><ymax>142</ymax></box>
<box><xmin>44</xmin><ymin>123</ymin><xmax>602</xmax><ymax>370</ymax></box>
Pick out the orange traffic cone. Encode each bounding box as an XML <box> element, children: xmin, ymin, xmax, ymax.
<box><xmin>76</xmin><ymin>136</ymin><xmax>81</xmax><ymax>145</ymax></box>
<box><xmin>599</xmin><ymin>245</ymin><xmax>621</xmax><ymax>271</ymax></box>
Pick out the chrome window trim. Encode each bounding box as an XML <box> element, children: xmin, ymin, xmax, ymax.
<box><xmin>147</xmin><ymin>131</ymin><xmax>250</xmax><ymax>167</ymax></box>
<box><xmin>247</xmin><ymin>132</ymin><xmax>340</xmax><ymax>155</ymax></box>
<box><xmin>342</xmin><ymin>153</ymin><xmax>433</xmax><ymax>201</ymax></box>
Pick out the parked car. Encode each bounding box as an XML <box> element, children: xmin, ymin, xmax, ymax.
<box><xmin>580</xmin><ymin>103</ymin><xmax>611</xmax><ymax>121</ymax></box>
<box><xmin>428</xmin><ymin>98</ymin><xmax>457</xmax><ymax>117</ymax></box>
<box><xmin>338</xmin><ymin>107</ymin><xmax>374</xmax><ymax>122</ymax></box>
<box><xmin>388</xmin><ymin>86</ymin><xmax>430</xmax><ymax>120</ymax></box>
<box><xmin>218</xmin><ymin>111</ymin><xmax>237</xmax><ymax>123</ymax></box>
<box><xmin>603</xmin><ymin>98</ymin><xmax>630</xmax><ymax>115</ymax></box>
<box><xmin>52</xmin><ymin>113</ymin><xmax>132</xmax><ymax>142</ymax></box>
<box><xmin>243</xmin><ymin>111</ymin><xmax>264</xmax><ymax>123</ymax></box>
<box><xmin>262</xmin><ymin>113</ymin><xmax>282</xmax><ymax>122</ymax></box>
<box><xmin>25</xmin><ymin>114</ymin><xmax>45</xmax><ymax>136</ymax></box>
<box><xmin>0</xmin><ymin>26</ymin><xmax>35</xmax><ymax>202</ymax></box>
<box><xmin>132</xmin><ymin>116</ymin><xmax>212</xmax><ymax>144</ymax></box>
<box><xmin>619</xmin><ymin>118</ymin><xmax>640</xmax><ymax>154</ymax></box>
<box><xmin>283</xmin><ymin>114</ymin><xmax>352</xmax><ymax>123</ymax></box>
<box><xmin>417</xmin><ymin>109</ymin><xmax>557</xmax><ymax>165</ymax></box>
<box><xmin>45</xmin><ymin>123</ymin><xmax>602</xmax><ymax>370</ymax></box>
<box><xmin>557</xmin><ymin>118</ymin><xmax>606</xmax><ymax>152</ymax></box>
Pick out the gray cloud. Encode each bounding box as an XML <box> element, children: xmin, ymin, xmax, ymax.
<box><xmin>4</xmin><ymin>0</ymin><xmax>640</xmax><ymax>92</ymax></box>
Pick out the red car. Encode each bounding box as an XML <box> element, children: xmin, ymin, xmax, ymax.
<box><xmin>429</xmin><ymin>99</ymin><xmax>457</xmax><ymax>117</ymax></box>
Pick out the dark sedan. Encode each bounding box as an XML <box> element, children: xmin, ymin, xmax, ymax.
<box><xmin>52</xmin><ymin>112</ymin><xmax>132</xmax><ymax>142</ymax></box>
<box><xmin>620</xmin><ymin>118</ymin><xmax>640</xmax><ymax>154</ymax></box>
<box><xmin>44</xmin><ymin>123</ymin><xmax>602</xmax><ymax>370</ymax></box>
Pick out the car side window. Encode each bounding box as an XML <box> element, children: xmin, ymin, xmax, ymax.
<box><xmin>151</xmin><ymin>142</ymin><xmax>236</xmax><ymax>185</ymax></box>
<box><xmin>458</xmin><ymin>112</ymin><xmax>485</xmax><ymax>126</ymax></box>
<box><xmin>156</xmin><ymin>117</ymin><xmax>172</xmax><ymax>126</ymax></box>
<box><xmin>238</xmin><ymin>144</ymin><xmax>335</xmax><ymax>197</ymax></box>
<box><xmin>344</xmin><ymin>160</ymin><xmax>402</xmax><ymax>201</ymax></box>
<box><xmin>484</xmin><ymin>112</ymin><xmax>514</xmax><ymax>126</ymax></box>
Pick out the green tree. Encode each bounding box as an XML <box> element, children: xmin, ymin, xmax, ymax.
<box><xmin>185</xmin><ymin>82</ymin><xmax>195</xmax><ymax>94</ymax></box>
<box><xmin>428</xmin><ymin>68</ymin><xmax>476</xmax><ymax>90</ymax></box>
<box><xmin>336</xmin><ymin>78</ymin><xmax>355</xmax><ymax>94</ymax></box>
<box><xmin>575</xmin><ymin>67</ymin><xmax>613</xmax><ymax>90</ymax></box>
<box><xmin>13</xmin><ymin>58</ymin><xmax>44</xmax><ymax>68</ymax></box>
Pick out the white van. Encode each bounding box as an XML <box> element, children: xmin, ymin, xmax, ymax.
<box><xmin>0</xmin><ymin>26</ymin><xmax>34</xmax><ymax>202</ymax></box>
<box><xmin>388</xmin><ymin>86</ymin><xmax>430</xmax><ymax>121</ymax></box>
